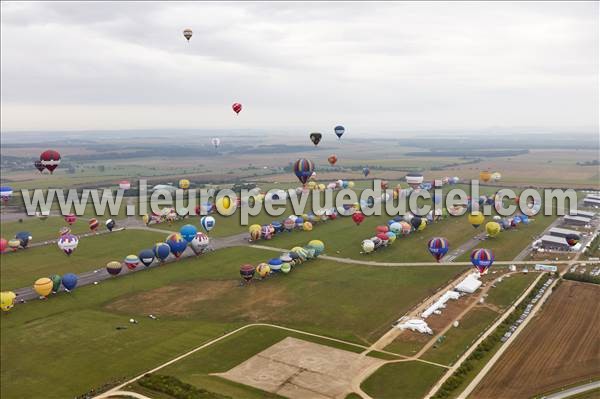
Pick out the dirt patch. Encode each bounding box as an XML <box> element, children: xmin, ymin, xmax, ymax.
<box><xmin>106</xmin><ymin>280</ymin><xmax>290</xmax><ymax>318</ymax></box>
<box><xmin>472</xmin><ymin>281</ymin><xmax>600</xmax><ymax>399</ymax></box>
<box><xmin>426</xmin><ymin>295</ymin><xmax>477</xmax><ymax>331</ymax></box>
<box><xmin>217</xmin><ymin>337</ymin><xmax>385</xmax><ymax>399</ymax></box>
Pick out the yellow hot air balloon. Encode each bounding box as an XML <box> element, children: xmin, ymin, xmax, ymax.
<box><xmin>34</xmin><ymin>277</ymin><xmax>53</xmax><ymax>297</ymax></box>
<box><xmin>142</xmin><ymin>214</ymin><xmax>149</xmax><ymax>225</ymax></box>
<box><xmin>348</xmin><ymin>181</ymin><xmax>355</xmax><ymax>189</ymax></box>
<box><xmin>249</xmin><ymin>224</ymin><xmax>261</xmax><ymax>233</ymax></box>
<box><xmin>307</xmin><ymin>181</ymin><xmax>317</xmax><ymax>190</ymax></box>
<box><xmin>256</xmin><ymin>263</ymin><xmax>270</xmax><ymax>278</ymax></box>
<box><xmin>8</xmin><ymin>239</ymin><xmax>20</xmax><ymax>251</ymax></box>
<box><xmin>179</xmin><ymin>179</ymin><xmax>190</xmax><ymax>190</ymax></box>
<box><xmin>486</xmin><ymin>221</ymin><xmax>501</xmax><ymax>237</ymax></box>
<box><xmin>318</xmin><ymin>183</ymin><xmax>326</xmax><ymax>191</ymax></box>
<box><xmin>216</xmin><ymin>196</ymin><xmax>236</xmax><ymax>216</ymax></box>
<box><xmin>479</xmin><ymin>170</ymin><xmax>492</xmax><ymax>183</ymax></box>
<box><xmin>303</xmin><ymin>221</ymin><xmax>313</xmax><ymax>231</ymax></box>
<box><xmin>0</xmin><ymin>291</ymin><xmax>16</xmax><ymax>311</ymax></box>
<box><xmin>468</xmin><ymin>211</ymin><xmax>485</xmax><ymax>228</ymax></box>
<box><xmin>417</xmin><ymin>219</ymin><xmax>427</xmax><ymax>231</ymax></box>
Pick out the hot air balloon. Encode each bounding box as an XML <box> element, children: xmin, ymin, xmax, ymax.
<box><xmin>118</xmin><ymin>180</ymin><xmax>131</xmax><ymax>190</ymax></box>
<box><xmin>376</xmin><ymin>225</ymin><xmax>389</xmax><ymax>234</ymax></box>
<box><xmin>427</xmin><ymin>237</ymin><xmax>449</xmax><ymax>262</ymax></box>
<box><xmin>139</xmin><ymin>249</ymin><xmax>155</xmax><ymax>267</ymax></box>
<box><xmin>380</xmin><ymin>180</ymin><xmax>389</xmax><ymax>190</ymax></box>
<box><xmin>180</xmin><ymin>224</ymin><xmax>198</xmax><ymax>242</ymax></box>
<box><xmin>308</xmin><ymin>240</ymin><xmax>325</xmax><ymax>256</ymax></box>
<box><xmin>293</xmin><ymin>158</ymin><xmax>315</xmax><ymax>186</ymax></box>
<box><xmin>0</xmin><ymin>186</ymin><xmax>13</xmax><ymax>203</ymax></box>
<box><xmin>50</xmin><ymin>274</ymin><xmax>62</xmax><ymax>293</ymax></box>
<box><xmin>124</xmin><ymin>254</ymin><xmax>140</xmax><ymax>270</ymax></box>
<box><xmin>59</xmin><ymin>226</ymin><xmax>71</xmax><ymax>237</ymax></box>
<box><xmin>61</xmin><ymin>273</ymin><xmax>78</xmax><ymax>291</ymax></box>
<box><xmin>468</xmin><ymin>212</ymin><xmax>485</xmax><ymax>228</ymax></box>
<box><xmin>309</xmin><ymin>132</ymin><xmax>322</xmax><ymax>146</ymax></box>
<box><xmin>328</xmin><ymin>155</ymin><xmax>338</xmax><ymax>166</ymax></box>
<box><xmin>211</xmin><ymin>137</ymin><xmax>221</xmax><ymax>149</ymax></box>
<box><xmin>334</xmin><ymin>125</ymin><xmax>345</xmax><ymax>139</ymax></box>
<box><xmin>240</xmin><ymin>264</ymin><xmax>255</xmax><ymax>282</ymax></box>
<box><xmin>362</xmin><ymin>167</ymin><xmax>370</xmax><ymax>177</ymax></box>
<box><xmin>105</xmin><ymin>219</ymin><xmax>116</xmax><ymax>232</ymax></box>
<box><xmin>63</xmin><ymin>214</ymin><xmax>76</xmax><ymax>225</ymax></box>
<box><xmin>386</xmin><ymin>231</ymin><xmax>397</xmax><ymax>244</ymax></box>
<box><xmin>249</xmin><ymin>228</ymin><xmax>261</xmax><ymax>241</ymax></box>
<box><xmin>166</xmin><ymin>233</ymin><xmax>187</xmax><ymax>258</ymax></box>
<box><xmin>256</xmin><ymin>263</ymin><xmax>270</xmax><ymax>278</ymax></box>
<box><xmin>470</xmin><ymin>248</ymin><xmax>494</xmax><ymax>274</ymax></box>
<box><xmin>479</xmin><ymin>171</ymin><xmax>492</xmax><ymax>183</ymax></box>
<box><xmin>283</xmin><ymin>218</ymin><xmax>296</xmax><ymax>231</ymax></box>
<box><xmin>362</xmin><ymin>239</ymin><xmax>375</xmax><ymax>253</ymax></box>
<box><xmin>0</xmin><ymin>291</ymin><xmax>16</xmax><ymax>311</ymax></box>
<box><xmin>565</xmin><ymin>233</ymin><xmax>580</xmax><ymax>247</ymax></box>
<box><xmin>200</xmin><ymin>216</ymin><xmax>216</xmax><ymax>232</ymax></box>
<box><xmin>142</xmin><ymin>214</ymin><xmax>150</xmax><ymax>225</ymax></box>
<box><xmin>406</xmin><ymin>173</ymin><xmax>424</xmax><ymax>189</ymax></box>
<box><xmin>89</xmin><ymin>218</ymin><xmax>99</xmax><ymax>232</ymax></box>
<box><xmin>179</xmin><ymin>179</ymin><xmax>190</xmax><ymax>190</ymax></box>
<box><xmin>8</xmin><ymin>239</ymin><xmax>21</xmax><ymax>251</ymax></box>
<box><xmin>280</xmin><ymin>262</ymin><xmax>291</xmax><ymax>274</ymax></box>
<box><xmin>268</xmin><ymin>258</ymin><xmax>283</xmax><ymax>272</ymax></box>
<box><xmin>352</xmin><ymin>212</ymin><xmax>365</xmax><ymax>225</ymax></box>
<box><xmin>34</xmin><ymin>160</ymin><xmax>45</xmax><ymax>173</ymax></box>
<box><xmin>34</xmin><ymin>277</ymin><xmax>53</xmax><ymax>297</ymax></box>
<box><xmin>106</xmin><ymin>261</ymin><xmax>123</xmax><ymax>276</ymax></box>
<box><xmin>40</xmin><ymin>150</ymin><xmax>61</xmax><ymax>173</ymax></box>
<box><xmin>302</xmin><ymin>221</ymin><xmax>313</xmax><ymax>231</ymax></box>
<box><xmin>410</xmin><ymin>216</ymin><xmax>423</xmax><ymax>231</ymax></box>
<box><xmin>491</xmin><ymin>172</ymin><xmax>501</xmax><ymax>181</ymax></box>
<box><xmin>485</xmin><ymin>222</ymin><xmax>501</xmax><ymax>238</ymax></box>
<box><xmin>183</xmin><ymin>28</ymin><xmax>192</xmax><ymax>41</ymax></box>
<box><xmin>15</xmin><ymin>231</ymin><xmax>31</xmax><ymax>248</ymax></box>
<box><xmin>0</xmin><ymin>238</ymin><xmax>7</xmax><ymax>253</ymax></box>
<box><xmin>190</xmin><ymin>232</ymin><xmax>209</xmax><ymax>255</ymax></box>
<box><xmin>232</xmin><ymin>102</ymin><xmax>242</xmax><ymax>115</ymax></box>
<box><xmin>153</xmin><ymin>242</ymin><xmax>171</xmax><ymax>262</ymax></box>
<box><xmin>57</xmin><ymin>234</ymin><xmax>79</xmax><ymax>256</ymax></box>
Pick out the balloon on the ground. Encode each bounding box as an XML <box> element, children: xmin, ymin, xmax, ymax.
<box><xmin>153</xmin><ymin>242</ymin><xmax>171</xmax><ymax>262</ymax></box>
<box><xmin>180</xmin><ymin>224</ymin><xmax>198</xmax><ymax>242</ymax></box>
<box><xmin>57</xmin><ymin>234</ymin><xmax>79</xmax><ymax>256</ymax></box>
<box><xmin>362</xmin><ymin>239</ymin><xmax>375</xmax><ymax>253</ymax></box>
<box><xmin>486</xmin><ymin>222</ymin><xmax>501</xmax><ymax>237</ymax></box>
<box><xmin>183</xmin><ymin>28</ymin><xmax>192</xmax><ymax>41</ymax></box>
<box><xmin>139</xmin><ymin>249</ymin><xmax>155</xmax><ymax>267</ymax></box>
<box><xmin>268</xmin><ymin>258</ymin><xmax>283</xmax><ymax>272</ymax></box>
<box><xmin>190</xmin><ymin>232</ymin><xmax>210</xmax><ymax>254</ymax></box>
<box><xmin>427</xmin><ymin>237</ymin><xmax>450</xmax><ymax>262</ymax></box>
<box><xmin>124</xmin><ymin>254</ymin><xmax>140</xmax><ymax>270</ymax></box>
<box><xmin>8</xmin><ymin>239</ymin><xmax>21</xmax><ymax>250</ymax></box>
<box><xmin>303</xmin><ymin>221</ymin><xmax>313</xmax><ymax>231</ymax></box>
<box><xmin>0</xmin><ymin>291</ymin><xmax>16</xmax><ymax>311</ymax></box>
<box><xmin>61</xmin><ymin>273</ymin><xmax>78</xmax><ymax>290</ymax></box>
<box><xmin>106</xmin><ymin>261</ymin><xmax>123</xmax><ymax>276</ymax></box>
<box><xmin>232</xmin><ymin>102</ymin><xmax>242</xmax><ymax>115</ymax></box>
<box><xmin>34</xmin><ymin>277</ymin><xmax>53</xmax><ymax>297</ymax></box>
<box><xmin>386</xmin><ymin>231</ymin><xmax>397</xmax><ymax>244</ymax></box>
<box><xmin>308</xmin><ymin>240</ymin><xmax>325</xmax><ymax>256</ymax></box>
<box><xmin>1</xmin><ymin>238</ymin><xmax>8</xmax><ymax>252</ymax></box>
<box><xmin>309</xmin><ymin>132</ymin><xmax>322</xmax><ymax>146</ymax></box>
<box><xmin>166</xmin><ymin>233</ymin><xmax>187</xmax><ymax>258</ymax></box>
<box><xmin>280</xmin><ymin>262</ymin><xmax>291</xmax><ymax>274</ymax></box>
<box><xmin>470</xmin><ymin>248</ymin><xmax>494</xmax><ymax>274</ymax></box>
<box><xmin>334</xmin><ymin>125</ymin><xmax>345</xmax><ymax>139</ymax></box>
<box><xmin>40</xmin><ymin>149</ymin><xmax>61</xmax><ymax>173</ymax></box>
<box><xmin>15</xmin><ymin>231</ymin><xmax>32</xmax><ymax>248</ymax></box>
<box><xmin>105</xmin><ymin>219</ymin><xmax>116</xmax><ymax>231</ymax></box>
<box><xmin>88</xmin><ymin>218</ymin><xmax>99</xmax><ymax>232</ymax></box>
<box><xmin>200</xmin><ymin>216</ymin><xmax>216</xmax><ymax>232</ymax></box>
<box><xmin>50</xmin><ymin>274</ymin><xmax>62</xmax><ymax>292</ymax></box>
<box><xmin>240</xmin><ymin>264</ymin><xmax>255</xmax><ymax>281</ymax></box>
<box><xmin>256</xmin><ymin>263</ymin><xmax>270</xmax><ymax>278</ymax></box>
<box><xmin>293</xmin><ymin>158</ymin><xmax>315</xmax><ymax>185</ymax></box>
<box><xmin>468</xmin><ymin>212</ymin><xmax>485</xmax><ymax>228</ymax></box>
<box><xmin>352</xmin><ymin>212</ymin><xmax>365</xmax><ymax>225</ymax></box>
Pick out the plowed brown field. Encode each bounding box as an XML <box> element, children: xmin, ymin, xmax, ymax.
<box><xmin>471</xmin><ymin>280</ymin><xmax>600</xmax><ymax>399</ymax></box>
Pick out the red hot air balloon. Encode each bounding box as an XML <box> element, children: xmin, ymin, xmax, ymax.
<box><xmin>65</xmin><ymin>214</ymin><xmax>77</xmax><ymax>225</ymax></box>
<box><xmin>88</xmin><ymin>218</ymin><xmax>99</xmax><ymax>232</ymax></box>
<box><xmin>232</xmin><ymin>103</ymin><xmax>242</xmax><ymax>115</ymax></box>
<box><xmin>352</xmin><ymin>212</ymin><xmax>365</xmax><ymax>225</ymax></box>
<box><xmin>328</xmin><ymin>155</ymin><xmax>338</xmax><ymax>166</ymax></box>
<box><xmin>40</xmin><ymin>150</ymin><xmax>61</xmax><ymax>174</ymax></box>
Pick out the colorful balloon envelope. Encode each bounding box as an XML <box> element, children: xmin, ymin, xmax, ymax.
<box><xmin>190</xmin><ymin>232</ymin><xmax>210</xmax><ymax>255</ymax></box>
<box><xmin>8</xmin><ymin>238</ymin><xmax>21</xmax><ymax>250</ymax></box>
<box><xmin>179</xmin><ymin>179</ymin><xmax>190</xmax><ymax>190</ymax></box>
<box><xmin>479</xmin><ymin>170</ymin><xmax>492</xmax><ymax>182</ymax></box>
<box><xmin>40</xmin><ymin>149</ymin><xmax>61</xmax><ymax>173</ymax></box>
<box><xmin>307</xmin><ymin>240</ymin><xmax>325</xmax><ymax>256</ymax></box>
<box><xmin>0</xmin><ymin>291</ymin><xmax>16</xmax><ymax>311</ymax></box>
<box><xmin>180</xmin><ymin>224</ymin><xmax>198</xmax><ymax>243</ymax></box>
<box><xmin>565</xmin><ymin>233</ymin><xmax>580</xmax><ymax>247</ymax></box>
<box><xmin>200</xmin><ymin>216</ymin><xmax>216</xmax><ymax>232</ymax></box>
<box><xmin>50</xmin><ymin>274</ymin><xmax>62</xmax><ymax>293</ymax></box>
<box><xmin>468</xmin><ymin>212</ymin><xmax>485</xmax><ymax>228</ymax></box>
<box><xmin>64</xmin><ymin>214</ymin><xmax>77</xmax><ymax>225</ymax></box>
<box><xmin>352</xmin><ymin>212</ymin><xmax>365</xmax><ymax>225</ymax></box>
<box><xmin>485</xmin><ymin>222</ymin><xmax>501</xmax><ymax>238</ymax></box>
<box><xmin>34</xmin><ymin>160</ymin><xmax>45</xmax><ymax>173</ymax></box>
<box><xmin>59</xmin><ymin>226</ymin><xmax>71</xmax><ymax>236</ymax></box>
<box><xmin>268</xmin><ymin>258</ymin><xmax>283</xmax><ymax>272</ymax></box>
<box><xmin>376</xmin><ymin>225</ymin><xmax>389</xmax><ymax>234</ymax></box>
<box><xmin>303</xmin><ymin>221</ymin><xmax>313</xmax><ymax>231</ymax></box>
<box><xmin>153</xmin><ymin>242</ymin><xmax>171</xmax><ymax>262</ymax></box>
<box><xmin>125</xmin><ymin>254</ymin><xmax>140</xmax><ymax>270</ymax></box>
<box><xmin>280</xmin><ymin>262</ymin><xmax>291</xmax><ymax>274</ymax></box>
<box><xmin>34</xmin><ymin>277</ymin><xmax>53</xmax><ymax>297</ymax></box>
<box><xmin>427</xmin><ymin>237</ymin><xmax>450</xmax><ymax>262</ymax></box>
<box><xmin>256</xmin><ymin>263</ymin><xmax>271</xmax><ymax>278</ymax></box>
<box><xmin>57</xmin><ymin>234</ymin><xmax>79</xmax><ymax>256</ymax></box>
<box><xmin>362</xmin><ymin>239</ymin><xmax>375</xmax><ymax>253</ymax></box>
<box><xmin>106</xmin><ymin>261</ymin><xmax>123</xmax><ymax>276</ymax></box>
<box><xmin>363</xmin><ymin>167</ymin><xmax>370</xmax><ymax>177</ymax></box>
<box><xmin>61</xmin><ymin>273</ymin><xmax>78</xmax><ymax>290</ymax></box>
<box><xmin>328</xmin><ymin>155</ymin><xmax>338</xmax><ymax>166</ymax></box>
<box><xmin>309</xmin><ymin>132</ymin><xmax>322</xmax><ymax>146</ymax></box>
<box><xmin>89</xmin><ymin>218</ymin><xmax>99</xmax><ymax>231</ymax></box>
<box><xmin>240</xmin><ymin>264</ymin><xmax>256</xmax><ymax>281</ymax></box>
<box><xmin>470</xmin><ymin>248</ymin><xmax>494</xmax><ymax>274</ymax></box>
<box><xmin>334</xmin><ymin>125</ymin><xmax>345</xmax><ymax>139</ymax></box>
<box><xmin>138</xmin><ymin>249</ymin><xmax>155</xmax><ymax>267</ymax></box>
<box><xmin>386</xmin><ymin>231</ymin><xmax>397</xmax><ymax>244</ymax></box>
<box><xmin>232</xmin><ymin>102</ymin><xmax>242</xmax><ymax>115</ymax></box>
<box><xmin>293</xmin><ymin>158</ymin><xmax>315</xmax><ymax>186</ymax></box>
<box><xmin>15</xmin><ymin>231</ymin><xmax>31</xmax><ymax>248</ymax></box>
<box><xmin>166</xmin><ymin>233</ymin><xmax>187</xmax><ymax>258</ymax></box>
<box><xmin>105</xmin><ymin>219</ymin><xmax>116</xmax><ymax>231</ymax></box>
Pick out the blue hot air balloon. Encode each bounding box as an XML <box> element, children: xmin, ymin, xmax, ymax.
<box><xmin>61</xmin><ymin>273</ymin><xmax>78</xmax><ymax>291</ymax></box>
<box><xmin>363</xmin><ymin>167</ymin><xmax>370</xmax><ymax>177</ymax></box>
<box><xmin>427</xmin><ymin>237</ymin><xmax>450</xmax><ymax>262</ymax></box>
<box><xmin>334</xmin><ymin>125</ymin><xmax>345</xmax><ymax>139</ymax></box>
<box><xmin>153</xmin><ymin>242</ymin><xmax>171</xmax><ymax>262</ymax></box>
<box><xmin>139</xmin><ymin>249</ymin><xmax>155</xmax><ymax>267</ymax></box>
<box><xmin>166</xmin><ymin>233</ymin><xmax>187</xmax><ymax>258</ymax></box>
<box><xmin>15</xmin><ymin>231</ymin><xmax>32</xmax><ymax>248</ymax></box>
<box><xmin>180</xmin><ymin>224</ymin><xmax>198</xmax><ymax>243</ymax></box>
<box><xmin>268</xmin><ymin>258</ymin><xmax>283</xmax><ymax>272</ymax></box>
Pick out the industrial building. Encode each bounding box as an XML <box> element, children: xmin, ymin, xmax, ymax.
<box><xmin>563</xmin><ymin>215</ymin><xmax>591</xmax><ymax>226</ymax></box>
<box><xmin>540</xmin><ymin>235</ymin><xmax>570</xmax><ymax>250</ymax></box>
<box><xmin>548</xmin><ymin>227</ymin><xmax>581</xmax><ymax>240</ymax></box>
<box><xmin>569</xmin><ymin>209</ymin><xmax>596</xmax><ymax>219</ymax></box>
<box><xmin>583</xmin><ymin>197</ymin><xmax>600</xmax><ymax>207</ymax></box>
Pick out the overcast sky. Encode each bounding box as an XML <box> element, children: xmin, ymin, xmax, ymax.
<box><xmin>1</xmin><ymin>1</ymin><xmax>598</xmax><ymax>133</ymax></box>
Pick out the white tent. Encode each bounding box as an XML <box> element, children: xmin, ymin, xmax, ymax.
<box><xmin>396</xmin><ymin>319</ymin><xmax>433</xmax><ymax>335</ymax></box>
<box><xmin>455</xmin><ymin>273</ymin><xmax>482</xmax><ymax>294</ymax></box>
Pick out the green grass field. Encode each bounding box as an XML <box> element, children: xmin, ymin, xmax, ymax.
<box><xmin>1</xmin><ymin>216</ymin><xmax>90</xmax><ymax>243</ymax></box>
<box><xmin>1</xmin><ymin>245</ymin><xmax>464</xmax><ymax>398</ymax></box>
<box><xmin>0</xmin><ymin>229</ymin><xmax>166</xmax><ymax>290</ymax></box>
<box><xmin>361</xmin><ymin>361</ymin><xmax>446</xmax><ymax>399</ymax></box>
<box><xmin>485</xmin><ymin>272</ymin><xmax>539</xmax><ymax>309</ymax></box>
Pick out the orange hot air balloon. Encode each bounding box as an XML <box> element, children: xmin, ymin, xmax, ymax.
<box><xmin>479</xmin><ymin>170</ymin><xmax>492</xmax><ymax>183</ymax></box>
<box><xmin>328</xmin><ymin>155</ymin><xmax>338</xmax><ymax>166</ymax></box>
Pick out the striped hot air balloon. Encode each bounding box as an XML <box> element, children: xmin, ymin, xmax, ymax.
<box><xmin>470</xmin><ymin>248</ymin><xmax>494</xmax><ymax>275</ymax></box>
<box><xmin>427</xmin><ymin>237</ymin><xmax>449</xmax><ymax>262</ymax></box>
<box><xmin>293</xmin><ymin>159</ymin><xmax>315</xmax><ymax>185</ymax></box>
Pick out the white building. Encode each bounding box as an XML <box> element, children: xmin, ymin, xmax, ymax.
<box><xmin>455</xmin><ymin>273</ymin><xmax>482</xmax><ymax>294</ymax></box>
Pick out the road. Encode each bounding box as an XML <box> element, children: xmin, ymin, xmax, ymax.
<box><xmin>542</xmin><ymin>380</ymin><xmax>600</xmax><ymax>399</ymax></box>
